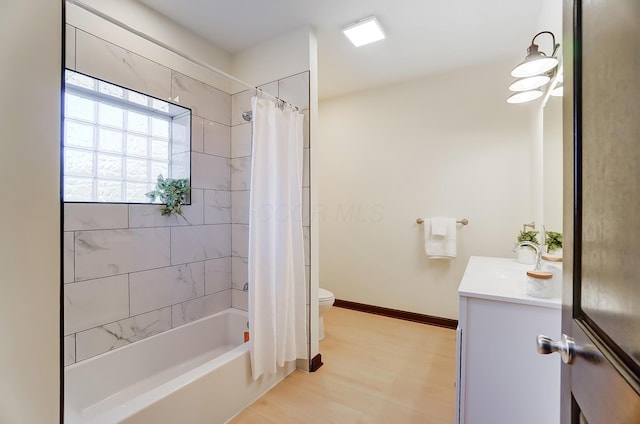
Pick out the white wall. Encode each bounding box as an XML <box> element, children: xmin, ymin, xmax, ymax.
<box><xmin>319</xmin><ymin>60</ymin><xmax>534</xmax><ymax>319</ymax></box>
<box><xmin>0</xmin><ymin>1</ymin><xmax>61</xmax><ymax>422</ymax></box>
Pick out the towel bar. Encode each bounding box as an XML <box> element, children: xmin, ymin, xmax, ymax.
<box><xmin>416</xmin><ymin>218</ymin><xmax>469</xmax><ymax>225</ymax></box>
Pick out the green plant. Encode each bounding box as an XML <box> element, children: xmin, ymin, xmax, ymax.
<box><xmin>145</xmin><ymin>175</ymin><xmax>190</xmax><ymax>217</ymax></box>
<box><xmin>517</xmin><ymin>230</ymin><xmax>539</xmax><ymax>250</ymax></box>
<box><xmin>545</xmin><ymin>231</ymin><xmax>563</xmax><ymax>251</ymax></box>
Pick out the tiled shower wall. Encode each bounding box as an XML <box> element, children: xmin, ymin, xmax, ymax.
<box><xmin>63</xmin><ymin>25</ymin><xmax>311</xmax><ymax>366</ymax></box>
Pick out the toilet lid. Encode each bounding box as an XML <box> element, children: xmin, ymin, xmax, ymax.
<box><xmin>318</xmin><ymin>288</ymin><xmax>334</xmax><ymax>301</ymax></box>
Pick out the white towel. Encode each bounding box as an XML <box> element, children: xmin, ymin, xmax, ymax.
<box><xmin>424</xmin><ymin>217</ymin><xmax>457</xmax><ymax>259</ymax></box>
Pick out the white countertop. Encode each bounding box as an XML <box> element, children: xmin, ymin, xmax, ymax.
<box><xmin>458</xmin><ymin>256</ymin><xmax>562</xmax><ymax>309</ymax></box>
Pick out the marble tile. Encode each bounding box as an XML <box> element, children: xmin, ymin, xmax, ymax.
<box><xmin>204</xmin><ymin>190</ymin><xmax>231</xmax><ymax>224</ymax></box>
<box><xmin>64</xmin><ymin>203</ymin><xmax>128</xmax><ymax>231</ymax></box>
<box><xmin>231</xmin><ymin>123</ymin><xmax>252</xmax><ymax>158</ymax></box>
<box><xmin>205</xmin><ymin>257</ymin><xmax>232</xmax><ymax>295</ymax></box>
<box><xmin>302</xmin><ymin>187</ymin><xmax>310</xmax><ymax>227</ymax></box>
<box><xmin>231</xmin><ymin>89</ymin><xmax>253</xmax><ymax>127</ymax></box>
<box><xmin>257</xmin><ymin>81</ymin><xmax>279</xmax><ymax>99</ymax></box>
<box><xmin>231</xmin><ymin>157</ymin><xmax>252</xmax><ymax>191</ymax></box>
<box><xmin>231</xmin><ymin>256</ymin><xmax>248</xmax><ymax>290</ymax></box>
<box><xmin>64</xmin><ymin>335</ymin><xmax>76</xmax><ymax>366</ymax></box>
<box><xmin>303</xmin><ymin>226</ymin><xmax>311</xmax><ymax>266</ymax></box>
<box><xmin>191</xmin><ymin>116</ymin><xmax>204</xmax><ymax>153</ymax></box>
<box><xmin>75</xmin><ymin>30</ymin><xmax>171</xmax><ymax>101</ymax></box>
<box><xmin>130</xmin><ymin>262</ymin><xmax>205</xmax><ymax>315</ymax></box>
<box><xmin>303</xmin><ymin>148</ymin><xmax>310</xmax><ymax>188</ymax></box>
<box><xmin>231</xmin><ymin>191</ymin><xmax>250</xmax><ymax>224</ymax></box>
<box><xmin>232</xmin><ymin>224</ymin><xmax>249</xmax><ymax>258</ymax></box>
<box><xmin>204</xmin><ymin>120</ymin><xmax>231</xmax><ymax>158</ymax></box>
<box><xmin>129</xmin><ymin>189</ymin><xmax>204</xmax><ymax>228</ymax></box>
<box><xmin>172</xmin><ymin>71</ymin><xmax>230</xmax><ymax>124</ymax></box>
<box><xmin>64</xmin><ymin>232</ymin><xmax>75</xmax><ymax>284</ymax></box>
<box><xmin>65</xmin><ymin>24</ymin><xmax>76</xmax><ymax>70</ymax></box>
<box><xmin>171</xmin><ymin>224</ymin><xmax>231</xmax><ymax>265</ymax></box>
<box><xmin>75</xmin><ymin>308</ymin><xmax>172</xmax><ymax>362</ymax></box>
<box><xmin>303</xmin><ymin>109</ymin><xmax>310</xmax><ymax>148</ymax></box>
<box><xmin>64</xmin><ymin>275</ymin><xmax>129</xmax><ymax>335</ymax></box>
<box><xmin>279</xmin><ymin>72</ymin><xmax>310</xmax><ymax>110</ymax></box>
<box><xmin>231</xmin><ymin>289</ymin><xmax>248</xmax><ymax>312</ymax></box>
<box><xmin>191</xmin><ymin>153</ymin><xmax>230</xmax><ymax>190</ymax></box>
<box><xmin>172</xmin><ymin>290</ymin><xmax>232</xmax><ymax>328</ymax></box>
<box><xmin>74</xmin><ymin>228</ymin><xmax>170</xmax><ymax>280</ymax></box>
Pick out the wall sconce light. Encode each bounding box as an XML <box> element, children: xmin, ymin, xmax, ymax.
<box><xmin>507</xmin><ymin>31</ymin><xmax>560</xmax><ymax>104</ymax></box>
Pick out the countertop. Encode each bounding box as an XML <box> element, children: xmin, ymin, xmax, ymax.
<box><xmin>458</xmin><ymin>256</ymin><xmax>562</xmax><ymax>309</ymax></box>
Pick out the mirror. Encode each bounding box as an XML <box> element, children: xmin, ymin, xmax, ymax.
<box><xmin>542</xmin><ymin>94</ymin><xmax>563</xmax><ymax>233</ymax></box>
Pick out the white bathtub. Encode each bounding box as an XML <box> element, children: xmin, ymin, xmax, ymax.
<box><xmin>64</xmin><ymin>308</ymin><xmax>296</xmax><ymax>424</ymax></box>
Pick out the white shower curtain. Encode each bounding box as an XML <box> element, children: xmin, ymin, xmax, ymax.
<box><xmin>248</xmin><ymin>96</ymin><xmax>307</xmax><ymax>380</ymax></box>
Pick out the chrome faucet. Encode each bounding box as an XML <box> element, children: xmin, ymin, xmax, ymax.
<box><xmin>513</xmin><ymin>241</ymin><xmax>542</xmax><ymax>270</ymax></box>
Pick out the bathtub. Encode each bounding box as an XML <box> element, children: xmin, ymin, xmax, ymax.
<box><xmin>64</xmin><ymin>308</ymin><xmax>296</xmax><ymax>424</ymax></box>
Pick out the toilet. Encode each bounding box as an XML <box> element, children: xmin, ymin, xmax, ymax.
<box><xmin>318</xmin><ymin>288</ymin><xmax>335</xmax><ymax>340</ymax></box>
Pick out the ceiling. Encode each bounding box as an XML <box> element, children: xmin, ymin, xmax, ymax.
<box><xmin>137</xmin><ymin>0</ymin><xmax>545</xmax><ymax>99</ymax></box>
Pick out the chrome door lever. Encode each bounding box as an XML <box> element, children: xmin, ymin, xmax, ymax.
<box><xmin>537</xmin><ymin>334</ymin><xmax>602</xmax><ymax>364</ymax></box>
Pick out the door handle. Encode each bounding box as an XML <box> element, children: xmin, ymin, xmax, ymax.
<box><xmin>536</xmin><ymin>334</ymin><xmax>603</xmax><ymax>364</ymax></box>
<box><xmin>537</xmin><ymin>334</ymin><xmax>576</xmax><ymax>364</ymax></box>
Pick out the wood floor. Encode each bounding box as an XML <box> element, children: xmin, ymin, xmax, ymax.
<box><xmin>231</xmin><ymin>307</ymin><xmax>457</xmax><ymax>424</ymax></box>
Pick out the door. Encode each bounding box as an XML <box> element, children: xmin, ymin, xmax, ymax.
<box><xmin>560</xmin><ymin>0</ymin><xmax>640</xmax><ymax>422</ymax></box>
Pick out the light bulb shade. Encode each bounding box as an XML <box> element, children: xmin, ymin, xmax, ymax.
<box><xmin>509</xmin><ymin>75</ymin><xmax>551</xmax><ymax>91</ymax></box>
<box><xmin>507</xmin><ymin>90</ymin><xmax>543</xmax><ymax>104</ymax></box>
<box><xmin>511</xmin><ymin>54</ymin><xmax>558</xmax><ymax>77</ymax></box>
<box><xmin>550</xmin><ymin>84</ymin><xmax>563</xmax><ymax>96</ymax></box>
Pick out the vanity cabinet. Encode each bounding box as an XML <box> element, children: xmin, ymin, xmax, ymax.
<box><xmin>455</xmin><ymin>256</ymin><xmax>561</xmax><ymax>424</ymax></box>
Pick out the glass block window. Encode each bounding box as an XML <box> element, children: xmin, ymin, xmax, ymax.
<box><xmin>63</xmin><ymin>70</ymin><xmax>191</xmax><ymax>203</ymax></box>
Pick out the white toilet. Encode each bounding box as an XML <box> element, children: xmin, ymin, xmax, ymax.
<box><xmin>318</xmin><ymin>288</ymin><xmax>335</xmax><ymax>340</ymax></box>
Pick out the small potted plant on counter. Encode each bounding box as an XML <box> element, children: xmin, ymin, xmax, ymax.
<box><xmin>544</xmin><ymin>231</ymin><xmax>563</xmax><ymax>257</ymax></box>
<box><xmin>515</xmin><ymin>230</ymin><xmax>540</xmax><ymax>264</ymax></box>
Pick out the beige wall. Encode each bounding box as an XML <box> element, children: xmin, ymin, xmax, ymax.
<box><xmin>0</xmin><ymin>1</ymin><xmax>61</xmax><ymax>422</ymax></box>
<box><xmin>319</xmin><ymin>60</ymin><xmax>535</xmax><ymax>319</ymax></box>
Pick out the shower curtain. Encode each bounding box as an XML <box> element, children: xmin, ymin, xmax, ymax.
<box><xmin>248</xmin><ymin>96</ymin><xmax>307</xmax><ymax>380</ymax></box>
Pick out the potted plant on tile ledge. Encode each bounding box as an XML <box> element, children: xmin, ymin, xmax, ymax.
<box><xmin>145</xmin><ymin>175</ymin><xmax>191</xmax><ymax>221</ymax></box>
<box><xmin>515</xmin><ymin>230</ymin><xmax>540</xmax><ymax>264</ymax></box>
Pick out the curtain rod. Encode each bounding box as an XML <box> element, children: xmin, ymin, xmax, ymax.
<box><xmin>68</xmin><ymin>0</ymin><xmax>298</xmax><ymax>110</ymax></box>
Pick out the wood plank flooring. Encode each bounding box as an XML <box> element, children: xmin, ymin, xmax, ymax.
<box><xmin>231</xmin><ymin>307</ymin><xmax>457</xmax><ymax>424</ymax></box>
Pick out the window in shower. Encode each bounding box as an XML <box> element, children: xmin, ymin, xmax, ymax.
<box><xmin>63</xmin><ymin>69</ymin><xmax>191</xmax><ymax>203</ymax></box>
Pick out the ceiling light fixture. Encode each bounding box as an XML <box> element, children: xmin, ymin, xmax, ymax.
<box><xmin>343</xmin><ymin>16</ymin><xmax>385</xmax><ymax>47</ymax></box>
<box><xmin>511</xmin><ymin>31</ymin><xmax>560</xmax><ymax>78</ymax></box>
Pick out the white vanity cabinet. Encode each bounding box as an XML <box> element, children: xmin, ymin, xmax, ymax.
<box><xmin>455</xmin><ymin>256</ymin><xmax>561</xmax><ymax>424</ymax></box>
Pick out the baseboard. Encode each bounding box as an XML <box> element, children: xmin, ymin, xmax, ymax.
<box><xmin>334</xmin><ymin>299</ymin><xmax>458</xmax><ymax>330</ymax></box>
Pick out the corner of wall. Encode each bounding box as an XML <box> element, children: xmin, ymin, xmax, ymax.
<box><xmin>230</xmin><ymin>26</ymin><xmax>313</xmax><ymax>90</ymax></box>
